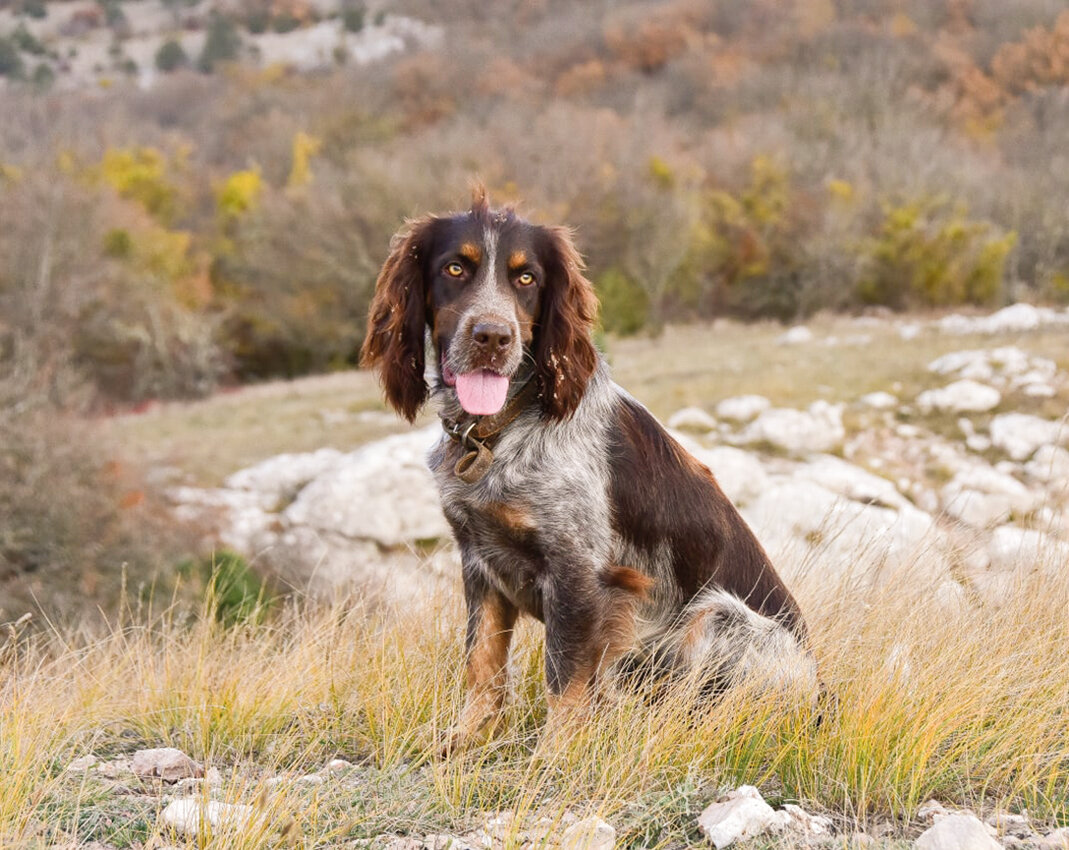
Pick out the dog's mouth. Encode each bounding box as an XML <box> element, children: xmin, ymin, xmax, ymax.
<box><xmin>441</xmin><ymin>358</ymin><xmax>510</xmax><ymax>416</ymax></box>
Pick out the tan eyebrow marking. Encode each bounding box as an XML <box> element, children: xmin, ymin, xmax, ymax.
<box><xmin>459</xmin><ymin>242</ymin><xmax>482</xmax><ymax>263</ymax></box>
<box><xmin>508</xmin><ymin>250</ymin><xmax>527</xmax><ymax>270</ymax></box>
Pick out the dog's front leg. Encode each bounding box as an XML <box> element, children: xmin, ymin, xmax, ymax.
<box><xmin>445</xmin><ymin>565</ymin><xmax>517</xmax><ymax>754</ymax></box>
<box><xmin>542</xmin><ymin>575</ymin><xmax>604</xmax><ymax>724</ymax></box>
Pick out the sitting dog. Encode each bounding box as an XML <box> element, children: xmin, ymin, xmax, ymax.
<box><xmin>361</xmin><ymin>189</ymin><xmax>817</xmax><ymax>749</ymax></box>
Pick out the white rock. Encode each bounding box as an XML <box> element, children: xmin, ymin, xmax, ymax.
<box><xmin>776</xmin><ymin>325</ymin><xmax>814</xmax><ymax>345</ymax></box>
<box><xmin>558</xmin><ymin>817</ymin><xmax>616</xmax><ymax>850</ymax></box>
<box><xmin>1023</xmin><ymin>382</ymin><xmax>1057</xmax><ymax>398</ymax></box>
<box><xmin>737</xmin><ymin>402</ymin><xmax>845</xmax><ymax>456</ymax></box>
<box><xmin>743</xmin><ymin>480</ymin><xmax>946</xmax><ymax>588</ymax></box>
<box><xmin>1040</xmin><ymin>827</ymin><xmax>1069</xmax><ymax>849</ymax></box>
<box><xmin>899</xmin><ymin>323</ymin><xmax>922</xmax><ymax>340</ymax></box>
<box><xmin>776</xmin><ymin>804</ymin><xmax>833</xmax><ymax>835</ymax></box>
<box><xmin>697</xmin><ymin>786</ymin><xmax>779</xmax><ymax>849</ymax></box>
<box><xmin>916</xmin><ymin>380</ymin><xmax>1001</xmax><ymax>414</ymax></box>
<box><xmin>794</xmin><ymin>455</ymin><xmax>911</xmax><ymax>510</ymax></box>
<box><xmin>938</xmin><ymin>303</ymin><xmax>1069</xmax><ymax>335</ymax></box>
<box><xmin>715</xmin><ymin>395</ymin><xmax>771</xmax><ymax>423</ymax></box>
<box><xmin>929</xmin><ymin>350</ymin><xmax>990</xmax><ymax>377</ymax></box>
<box><xmin>284</xmin><ymin>427</ymin><xmax>449</xmax><ymax>547</ymax></box>
<box><xmin>65</xmin><ymin>755</ymin><xmax>99</xmax><ymax>772</ymax></box>
<box><xmin>131</xmin><ymin>748</ymin><xmax>203</xmax><ymax>783</ymax></box>
<box><xmin>327</xmin><ymin>758</ymin><xmax>355</xmax><ymax>774</ymax></box>
<box><xmin>860</xmin><ymin>391</ymin><xmax>898</xmax><ymax>410</ymax></box>
<box><xmin>941</xmin><ymin>464</ymin><xmax>1040</xmax><ymax>528</ymax></box>
<box><xmin>988</xmin><ymin>526</ymin><xmax>1069</xmax><ymax>573</ymax></box>
<box><xmin>159</xmin><ymin>799</ymin><xmax>255</xmax><ymax>837</ymax></box>
<box><xmin>1025</xmin><ymin>445</ymin><xmax>1069</xmax><ymax>486</ymax></box>
<box><xmin>683</xmin><ymin>441</ymin><xmax>769</xmax><ymax>506</ymax></box>
<box><xmin>913</xmin><ymin>813</ymin><xmax>1001</xmax><ymax>850</ymax></box>
<box><xmin>989</xmin><ymin>414</ymin><xmax>1068</xmax><ymax>461</ymax></box>
<box><xmin>916</xmin><ymin>800</ymin><xmax>951</xmax><ymax>822</ymax></box>
<box><xmin>224</xmin><ymin>448</ymin><xmax>343</xmax><ymax>505</ymax></box>
<box><xmin>666</xmin><ymin>407</ymin><xmax>717</xmax><ymax>432</ymax></box>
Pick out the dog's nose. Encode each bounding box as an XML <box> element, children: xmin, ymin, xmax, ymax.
<box><xmin>472</xmin><ymin>321</ymin><xmax>512</xmax><ymax>352</ymax></box>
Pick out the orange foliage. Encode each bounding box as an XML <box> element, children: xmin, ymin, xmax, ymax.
<box><xmin>603</xmin><ymin>0</ymin><xmax>711</xmax><ymax>72</ymax></box>
<box><xmin>554</xmin><ymin>59</ymin><xmax>607</xmax><ymax>97</ymax></box>
<box><xmin>991</xmin><ymin>10</ymin><xmax>1069</xmax><ymax>94</ymax></box>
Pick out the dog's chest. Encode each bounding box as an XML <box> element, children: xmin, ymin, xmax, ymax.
<box><xmin>429</xmin><ymin>424</ymin><xmax>614</xmax><ymax>616</ymax></box>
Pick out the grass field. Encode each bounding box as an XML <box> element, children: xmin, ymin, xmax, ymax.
<box><xmin>2</xmin><ymin>559</ymin><xmax>1068</xmax><ymax>848</ymax></box>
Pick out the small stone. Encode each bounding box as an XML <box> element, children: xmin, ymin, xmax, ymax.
<box><xmin>296</xmin><ymin>774</ymin><xmax>326</xmax><ymax>785</ymax></box>
<box><xmin>1039</xmin><ymin>827</ymin><xmax>1069</xmax><ymax>849</ymax></box>
<box><xmin>159</xmin><ymin>798</ymin><xmax>254</xmax><ymax>837</ymax></box>
<box><xmin>423</xmin><ymin>835</ymin><xmax>477</xmax><ymax>850</ymax></box>
<box><xmin>327</xmin><ymin>758</ymin><xmax>355</xmax><ymax>774</ymax></box>
<box><xmin>131</xmin><ymin>748</ymin><xmax>203</xmax><ymax>784</ymax></box>
<box><xmin>65</xmin><ymin>755</ymin><xmax>99</xmax><ymax>772</ymax></box>
<box><xmin>697</xmin><ymin>786</ymin><xmax>779</xmax><ymax>848</ymax></box>
<box><xmin>777</xmin><ymin>803</ymin><xmax>833</xmax><ymax>835</ymax></box>
<box><xmin>559</xmin><ymin>816</ymin><xmax>616</xmax><ymax>850</ymax></box>
<box><xmin>916</xmin><ymin>380</ymin><xmax>1001</xmax><ymax>414</ymax></box>
<box><xmin>777</xmin><ymin>325</ymin><xmax>814</xmax><ymax>345</ymax></box>
<box><xmin>96</xmin><ymin>756</ymin><xmax>134</xmax><ymax>779</ymax></box>
<box><xmin>716</xmin><ymin>395</ymin><xmax>771</xmax><ymax>423</ymax></box>
<box><xmin>914</xmin><ymin>813</ymin><xmax>1001</xmax><ymax>850</ymax></box>
<box><xmin>860</xmin><ymin>391</ymin><xmax>898</xmax><ymax>410</ymax></box>
<box><xmin>986</xmin><ymin>812</ymin><xmax>1033</xmax><ymax>839</ymax></box>
<box><xmin>917</xmin><ymin>800</ymin><xmax>950</xmax><ymax>822</ymax></box>
<box><xmin>989</xmin><ymin>413</ymin><xmax>1067</xmax><ymax>461</ymax></box>
<box><xmin>667</xmin><ymin>407</ymin><xmax>717</xmax><ymax>432</ymax></box>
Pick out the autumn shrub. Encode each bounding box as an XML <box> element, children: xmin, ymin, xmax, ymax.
<box><xmin>858</xmin><ymin>197</ymin><xmax>1016</xmax><ymax>309</ymax></box>
<box><xmin>0</xmin><ymin>36</ymin><xmax>24</xmax><ymax>79</ymax></box>
<box><xmin>154</xmin><ymin>39</ymin><xmax>189</xmax><ymax>72</ymax></box>
<box><xmin>595</xmin><ymin>268</ymin><xmax>649</xmax><ymax>335</ymax></box>
<box><xmin>197</xmin><ymin>11</ymin><xmax>241</xmax><ymax>73</ymax></box>
<box><xmin>213</xmin><ymin>171</ymin><xmax>388</xmax><ymax>378</ymax></box>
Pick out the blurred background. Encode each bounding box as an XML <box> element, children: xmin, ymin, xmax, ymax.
<box><xmin>2</xmin><ymin>0</ymin><xmax>1068</xmax><ymax>617</ymax></box>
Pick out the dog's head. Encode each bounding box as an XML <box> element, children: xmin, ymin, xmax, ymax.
<box><xmin>360</xmin><ymin>188</ymin><xmax>599</xmax><ymax>422</ymax></box>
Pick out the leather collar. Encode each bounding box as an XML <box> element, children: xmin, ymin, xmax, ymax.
<box><xmin>440</xmin><ymin>377</ymin><xmax>540</xmax><ymax>483</ymax></box>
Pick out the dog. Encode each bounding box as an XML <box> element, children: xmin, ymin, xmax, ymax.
<box><xmin>360</xmin><ymin>188</ymin><xmax>817</xmax><ymax>749</ymax></box>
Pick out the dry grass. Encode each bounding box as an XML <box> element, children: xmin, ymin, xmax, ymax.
<box><xmin>3</xmin><ymin>556</ymin><xmax>1069</xmax><ymax>848</ymax></box>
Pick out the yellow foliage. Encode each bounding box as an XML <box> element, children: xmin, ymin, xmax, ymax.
<box><xmin>0</xmin><ymin>162</ymin><xmax>22</xmax><ymax>183</ymax></box>
<box><xmin>287</xmin><ymin>131</ymin><xmax>322</xmax><ymax>189</ymax></box>
<box><xmin>827</xmin><ymin>179</ymin><xmax>854</xmax><ymax>203</ymax></box>
<box><xmin>217</xmin><ymin>168</ymin><xmax>263</xmax><ymax>217</ymax></box>
<box><xmin>647</xmin><ymin>155</ymin><xmax>675</xmax><ymax>189</ymax></box>
<box><xmin>97</xmin><ymin>147</ymin><xmax>180</xmax><ymax>223</ymax></box>
<box><xmin>889</xmin><ymin>12</ymin><xmax>917</xmax><ymax>38</ymax></box>
<box><xmin>859</xmin><ymin>197</ymin><xmax>1015</xmax><ymax>308</ymax></box>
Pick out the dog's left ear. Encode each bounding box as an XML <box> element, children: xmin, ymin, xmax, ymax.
<box><xmin>534</xmin><ymin>226</ymin><xmax>599</xmax><ymax>420</ymax></box>
<box><xmin>360</xmin><ymin>216</ymin><xmax>435</xmax><ymax>422</ymax></box>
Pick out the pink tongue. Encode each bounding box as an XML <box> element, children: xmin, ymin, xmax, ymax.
<box><xmin>455</xmin><ymin>371</ymin><xmax>510</xmax><ymax>415</ymax></box>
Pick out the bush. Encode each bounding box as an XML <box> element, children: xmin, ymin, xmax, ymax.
<box><xmin>20</xmin><ymin>0</ymin><xmax>47</xmax><ymax>18</ymax></box>
<box><xmin>342</xmin><ymin>3</ymin><xmax>366</xmax><ymax>33</ymax></box>
<box><xmin>596</xmin><ymin>268</ymin><xmax>649</xmax><ymax>336</ymax></box>
<box><xmin>197</xmin><ymin>12</ymin><xmax>241</xmax><ymax>73</ymax></box>
<box><xmin>0</xmin><ymin>36</ymin><xmax>24</xmax><ymax>79</ymax></box>
<box><xmin>858</xmin><ymin>198</ymin><xmax>1016</xmax><ymax>309</ymax></box>
<box><xmin>177</xmin><ymin>550</ymin><xmax>273</xmax><ymax>626</ymax></box>
<box><xmin>12</xmin><ymin>23</ymin><xmax>45</xmax><ymax>55</ymax></box>
<box><xmin>155</xmin><ymin>39</ymin><xmax>189</xmax><ymax>72</ymax></box>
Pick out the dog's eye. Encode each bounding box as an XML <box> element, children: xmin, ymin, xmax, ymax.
<box><xmin>516</xmin><ymin>271</ymin><xmax>536</xmax><ymax>287</ymax></box>
<box><xmin>444</xmin><ymin>262</ymin><xmax>465</xmax><ymax>278</ymax></box>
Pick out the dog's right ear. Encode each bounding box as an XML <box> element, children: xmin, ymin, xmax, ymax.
<box><xmin>360</xmin><ymin>216</ymin><xmax>435</xmax><ymax>422</ymax></box>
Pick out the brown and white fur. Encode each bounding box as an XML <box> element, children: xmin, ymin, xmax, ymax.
<box><xmin>361</xmin><ymin>189</ymin><xmax>817</xmax><ymax>750</ymax></box>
